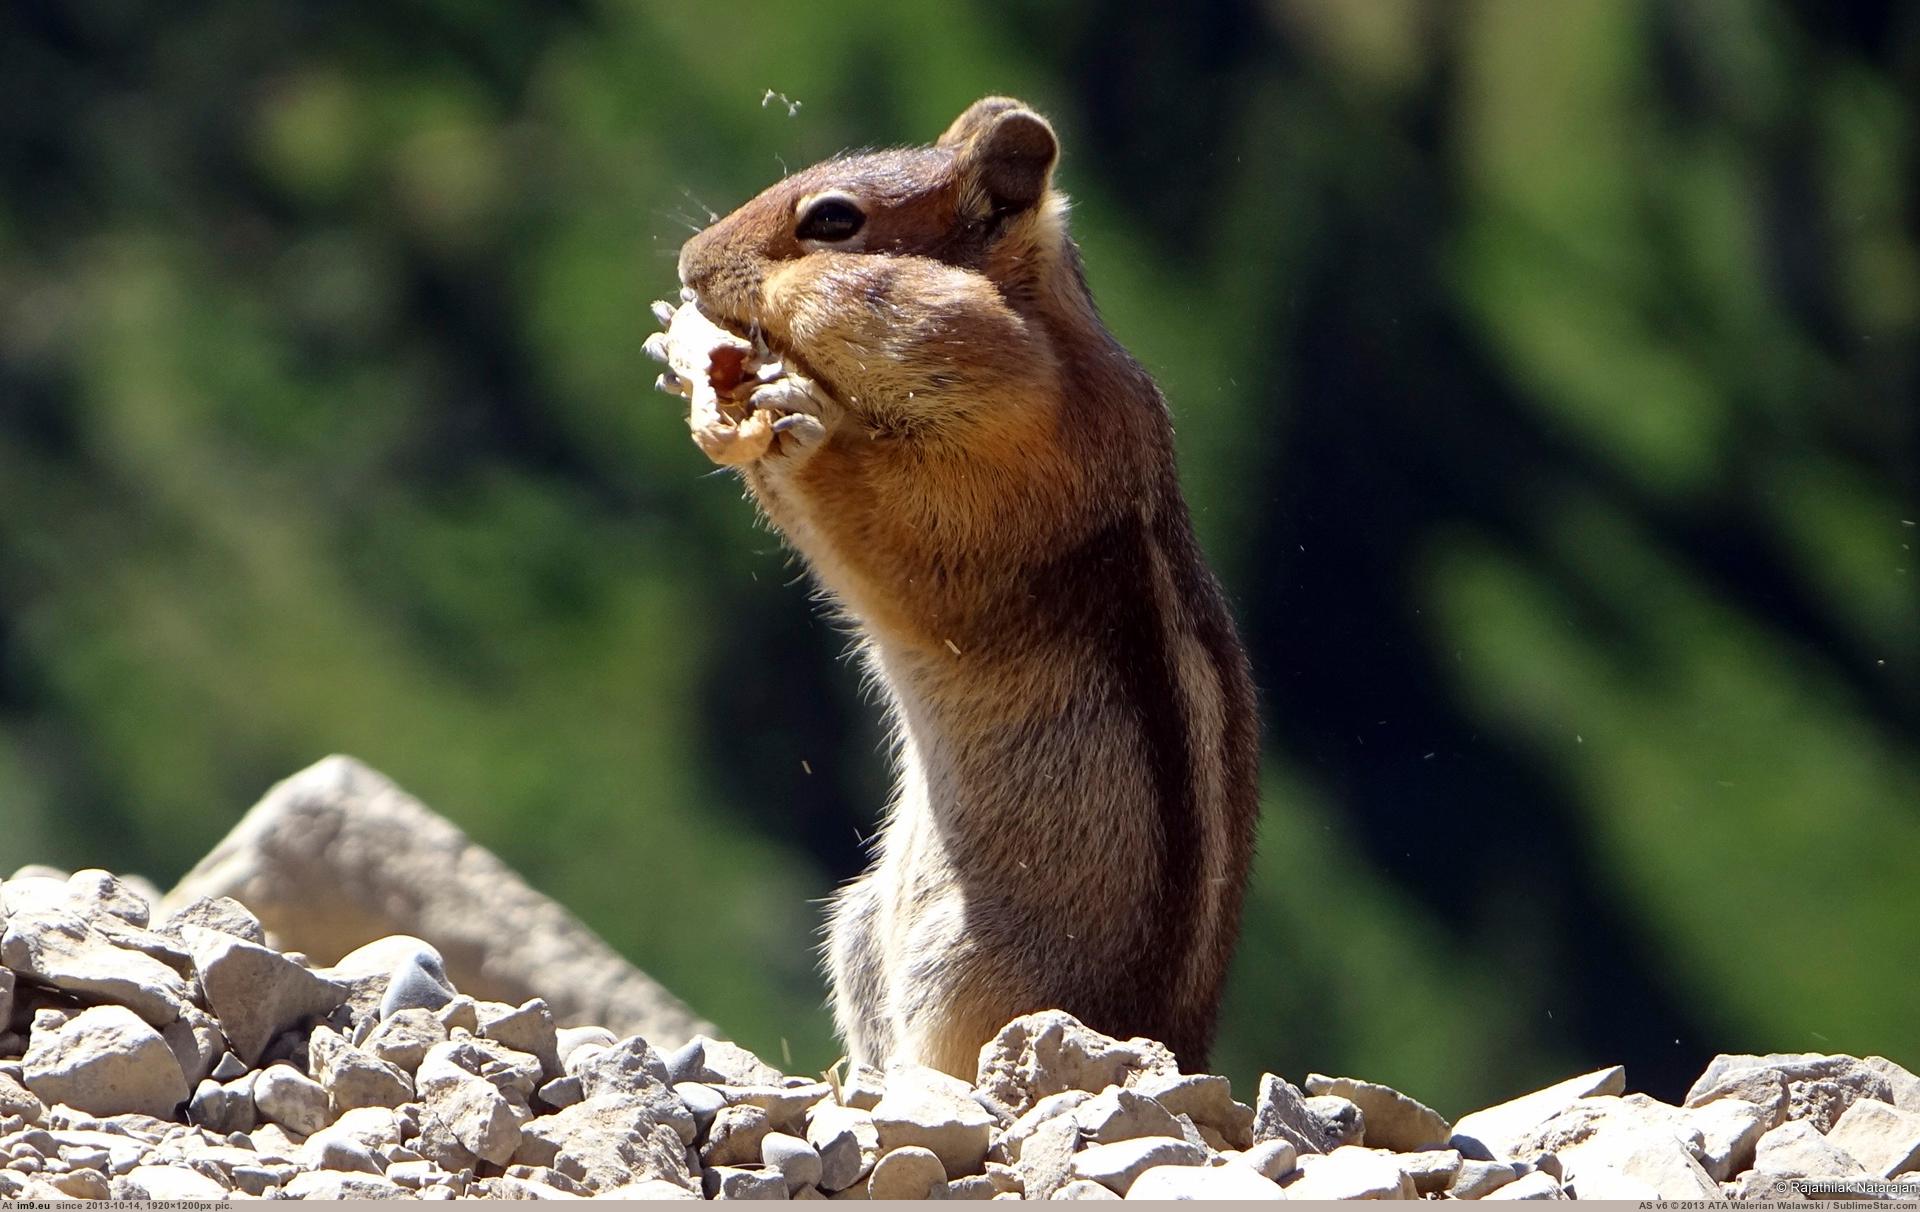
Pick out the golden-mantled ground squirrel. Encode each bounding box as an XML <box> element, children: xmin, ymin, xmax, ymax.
<box><xmin>649</xmin><ymin>97</ymin><xmax>1259</xmax><ymax>1077</ymax></box>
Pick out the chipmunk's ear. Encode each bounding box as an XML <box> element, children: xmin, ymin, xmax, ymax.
<box><xmin>942</xmin><ymin>97</ymin><xmax>1058</xmax><ymax>218</ymax></box>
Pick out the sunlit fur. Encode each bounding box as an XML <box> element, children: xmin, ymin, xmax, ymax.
<box><xmin>677</xmin><ymin>97</ymin><xmax>1259</xmax><ymax>1078</ymax></box>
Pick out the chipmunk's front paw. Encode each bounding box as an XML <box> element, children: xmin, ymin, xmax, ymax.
<box><xmin>645</xmin><ymin>297</ymin><xmax>831</xmax><ymax>467</ymax></box>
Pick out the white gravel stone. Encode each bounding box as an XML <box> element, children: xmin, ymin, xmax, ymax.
<box><xmin>806</xmin><ymin>1101</ymin><xmax>879</xmax><ymax>1192</ymax></box>
<box><xmin>1864</xmin><ymin>1057</ymin><xmax>1920</xmax><ymax>1114</ymax></box>
<box><xmin>1073</xmin><ymin>1085</ymin><xmax>1184</xmax><ymax>1144</ymax></box>
<box><xmin>1448</xmin><ymin>1066</ymin><xmax>1626</xmax><ymax>1160</ymax></box>
<box><xmin>309</xmin><ymin>1024</ymin><xmax>412</xmax><ymax>1112</ymax></box>
<box><xmin>1483</xmin><ymin>1168</ymin><xmax>1567</xmax><ymax>1199</ymax></box>
<box><xmin>1282</xmin><ymin>1145</ymin><xmax>1415</xmax><ymax>1199</ymax></box>
<box><xmin>1054</xmin><ymin>1177</ymin><xmax>1122</xmax><ymax>1199</ymax></box>
<box><xmin>705</xmin><ymin>1102</ymin><xmax>774</xmax><ymax>1166</ymax></box>
<box><xmin>974</xmin><ymin>1012</ymin><xmax>1178</xmax><ymax>1117</ymax></box>
<box><xmin>363</xmin><ymin>1006</ymin><xmax>447</xmax><ymax>1073</ymax></box>
<box><xmin>1253</xmin><ymin>1073</ymin><xmax>1328</xmax><ymax>1155</ymax></box>
<box><xmin>477</xmin><ymin>998</ymin><xmax>563</xmax><ymax>1082</ymax></box>
<box><xmin>282</xmin><ymin>1169</ymin><xmax>409</xmax><ymax>1198</ymax></box>
<box><xmin>763</xmin><ymin>1130</ymin><xmax>823</xmax><ymax>1191</ymax></box>
<box><xmin>873</xmin><ymin>1063</ymin><xmax>994</xmax><ymax>1178</ymax></box>
<box><xmin>1687</xmin><ymin>1095</ymin><xmax>1769</xmax><ymax>1181</ymax></box>
<box><xmin>1450</xmin><ymin>1156</ymin><xmax>1520</xmax><ymax>1197</ymax></box>
<box><xmin>1232</xmin><ymin>1137</ymin><xmax>1299</xmax><ymax>1182</ymax></box>
<box><xmin>1131</xmin><ymin>1072</ymin><xmax>1254</xmax><ymax>1150</ymax></box>
<box><xmin>1825</xmin><ymin>1098</ymin><xmax>1920</xmax><ymax>1178</ymax></box>
<box><xmin>537</xmin><ymin>1096</ymin><xmax>698</xmax><ymax>1194</ymax></box>
<box><xmin>1752</xmin><ymin>1118</ymin><xmax>1867</xmax><ymax>1179</ymax></box>
<box><xmin>155</xmin><ymin>894</ymin><xmax>265</xmax><ymax>945</ymax></box>
<box><xmin>114</xmin><ymin>1161</ymin><xmax>228</xmax><ymax>1199</ymax></box>
<box><xmin>3</xmin><ymin>908</ymin><xmax>191</xmax><ymax>1027</ymax></box>
<box><xmin>253</xmin><ymin>1063</ymin><xmax>332</xmax><ymax>1136</ymax></box>
<box><xmin>417</xmin><ymin>1046</ymin><xmax>521</xmax><ymax>1165</ymax></box>
<box><xmin>1125</xmin><ymin>1161</ymin><xmax>1286</xmax><ymax>1199</ymax></box>
<box><xmin>186</xmin><ymin>926</ymin><xmax>347</xmax><ymax>1064</ymax></box>
<box><xmin>1305</xmin><ymin>1072</ymin><xmax>1450</xmax><ymax>1151</ymax></box>
<box><xmin>1069</xmin><ymin>1135</ymin><xmax>1209</xmax><ymax>1195</ymax></box>
<box><xmin>868</xmin><ymin>1143</ymin><xmax>948</xmax><ymax>1199</ymax></box>
<box><xmin>1398</xmin><ymin>1146</ymin><xmax>1464</xmax><ymax>1193</ymax></box>
<box><xmin>21</xmin><ymin>1004</ymin><xmax>189</xmax><ymax>1118</ymax></box>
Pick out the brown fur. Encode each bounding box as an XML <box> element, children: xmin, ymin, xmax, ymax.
<box><xmin>676</xmin><ymin>97</ymin><xmax>1259</xmax><ymax>1077</ymax></box>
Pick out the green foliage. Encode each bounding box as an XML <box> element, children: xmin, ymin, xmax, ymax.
<box><xmin>1</xmin><ymin>0</ymin><xmax>1913</xmax><ymax>1111</ymax></box>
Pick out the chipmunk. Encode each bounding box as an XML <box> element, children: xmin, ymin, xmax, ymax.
<box><xmin>650</xmin><ymin>97</ymin><xmax>1259</xmax><ymax>1078</ymax></box>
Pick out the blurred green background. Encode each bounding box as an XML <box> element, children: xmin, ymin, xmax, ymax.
<box><xmin>2</xmin><ymin>0</ymin><xmax>1915</xmax><ymax>1114</ymax></box>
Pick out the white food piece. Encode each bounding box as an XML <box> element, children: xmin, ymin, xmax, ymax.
<box><xmin>645</xmin><ymin>300</ymin><xmax>820</xmax><ymax>466</ymax></box>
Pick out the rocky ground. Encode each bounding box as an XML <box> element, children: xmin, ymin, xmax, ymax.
<box><xmin>3</xmin><ymin>763</ymin><xmax>1918</xmax><ymax>1200</ymax></box>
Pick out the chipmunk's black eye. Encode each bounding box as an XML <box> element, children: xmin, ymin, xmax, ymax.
<box><xmin>796</xmin><ymin>194</ymin><xmax>865</xmax><ymax>243</ymax></box>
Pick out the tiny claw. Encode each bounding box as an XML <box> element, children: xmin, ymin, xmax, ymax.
<box><xmin>642</xmin><ymin>332</ymin><xmax>671</xmax><ymax>363</ymax></box>
<box><xmin>650</xmin><ymin>299</ymin><xmax>677</xmax><ymax>326</ymax></box>
<box><xmin>655</xmin><ymin>371</ymin><xmax>688</xmax><ymax>397</ymax></box>
<box><xmin>771</xmin><ymin>413</ymin><xmax>826</xmax><ymax>443</ymax></box>
<box><xmin>679</xmin><ymin>286</ymin><xmax>697</xmax><ymax>304</ymax></box>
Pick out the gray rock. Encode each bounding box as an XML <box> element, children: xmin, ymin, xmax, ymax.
<box><xmin>281</xmin><ymin>1170</ymin><xmax>408</xmax><ymax>1198</ymax></box>
<box><xmin>1253</xmin><ymin>1073</ymin><xmax>1327</xmax><ymax>1154</ymax></box>
<box><xmin>540</xmin><ymin>1073</ymin><xmax>585</xmax><ymax>1110</ymax></box>
<box><xmin>63</xmin><ymin>870</ymin><xmax>151</xmax><ymax>927</ymax></box>
<box><xmin>0</xmin><ymin>1071</ymin><xmax>46</xmax><ymax>1125</ymax></box>
<box><xmin>155</xmin><ymin>895</ymin><xmax>265</xmax><ymax>946</ymax></box>
<box><xmin>1448</xmin><ymin>1065</ymin><xmax>1626</xmax><ymax>1160</ymax></box>
<box><xmin>574</xmin><ymin>1033</ymin><xmax>671</xmax><ymax>1098</ymax></box>
<box><xmin>186</xmin><ymin>926</ymin><xmax>347</xmax><ymax>1065</ymax></box>
<box><xmin>416</xmin><ymin>1046</ymin><xmax>521</xmax><ymax>1165</ymax></box>
<box><xmin>1130</xmin><ymin>1072</ymin><xmax>1254</xmax><ymax>1150</ymax></box>
<box><xmin>160</xmin><ymin>756</ymin><xmax>712</xmax><ymax>1045</ymax></box>
<box><xmin>253</xmin><ymin>1063</ymin><xmax>333</xmax><ymax>1136</ymax></box>
<box><xmin>874</xmin><ymin>1063</ymin><xmax>994</xmax><ymax>1178</ymax></box>
<box><xmin>1687</xmin><ymin>1096</ymin><xmax>1768</xmax><ymax>1181</ymax></box>
<box><xmin>435</xmin><ymin>993</ymin><xmax>479</xmax><ymax>1034</ymax></box>
<box><xmin>1283</xmin><ymin>1146</ymin><xmax>1415</xmax><ymax>1200</ymax></box>
<box><xmin>675</xmin><ymin>1080</ymin><xmax>724</xmax><ymax>1137</ymax></box>
<box><xmin>114</xmin><ymin>1162</ymin><xmax>228</xmax><ymax>1200</ymax></box>
<box><xmin>556</xmin><ymin>1025</ymin><xmax>617</xmax><ymax>1070</ymax></box>
<box><xmin>805</xmin><ymin>1101</ymin><xmax>879</xmax><ymax>1192</ymax></box>
<box><xmin>1010</xmin><ymin>1109</ymin><xmax>1080</xmax><ymax>1199</ymax></box>
<box><xmin>518</xmin><ymin>1096</ymin><xmax>696</xmax><ymax>1194</ymax></box>
<box><xmin>2</xmin><ymin>907</ymin><xmax>191</xmax><ymax>1026</ymax></box>
<box><xmin>1864</xmin><ymin>1056</ymin><xmax>1920</xmax><ymax>1114</ymax></box>
<box><xmin>1233</xmin><ymin>1137</ymin><xmax>1298</xmax><ymax>1182</ymax></box>
<box><xmin>21</xmin><ymin>1005</ymin><xmax>189</xmax><ymax>1118</ymax></box>
<box><xmin>705</xmin><ymin>1164</ymin><xmax>789</xmax><ymax>1199</ymax></box>
<box><xmin>1073</xmin><ymin>1086</ymin><xmax>1184</xmax><ymax>1144</ymax></box>
<box><xmin>210</xmin><ymin>1051</ymin><xmax>248</xmax><ymax>1081</ymax></box>
<box><xmin>309</xmin><ymin>1025</ymin><xmax>412</xmax><ymax>1112</ymax></box>
<box><xmin>477</xmin><ymin>998</ymin><xmax>562</xmax><ymax>1082</ymax></box>
<box><xmin>764</xmin><ymin>1131</ymin><xmax>824</xmax><ymax>1191</ymax></box>
<box><xmin>1825</xmin><ymin>1098</ymin><xmax>1920</xmax><ymax>1178</ymax></box>
<box><xmin>0</xmin><ymin>969</ymin><xmax>12</xmax><ymax>1038</ymax></box>
<box><xmin>1686</xmin><ymin>1065</ymin><xmax>1790</xmax><ymax>1128</ymax></box>
<box><xmin>1686</xmin><ymin>1053</ymin><xmax>1894</xmax><ymax>1133</ymax></box>
<box><xmin>158</xmin><ymin>1004</ymin><xmax>224</xmax><ymax>1089</ymax></box>
<box><xmin>1484</xmin><ymin>1169</ymin><xmax>1567</xmax><ymax>1199</ymax></box>
<box><xmin>186</xmin><ymin>1075</ymin><xmax>258</xmax><ymax>1134</ymax></box>
<box><xmin>602</xmin><ymin>1177</ymin><xmax>704</xmax><ymax>1199</ymax></box>
<box><xmin>1069</xmin><ymin>1135</ymin><xmax>1208</xmax><ymax>1196</ymax></box>
<box><xmin>1305</xmin><ymin>1072</ymin><xmax>1451</xmax><ymax>1151</ymax></box>
<box><xmin>1054</xmin><ymin>1177</ymin><xmax>1122</xmax><ymax>1199</ymax></box>
<box><xmin>677</xmin><ymin>1035</ymin><xmax>787</xmax><ymax>1088</ymax></box>
<box><xmin>723</xmin><ymin>1081</ymin><xmax>834</xmax><ymax>1133</ymax></box>
<box><xmin>1125</xmin><ymin>1162</ymin><xmax>1285</xmax><ymax>1200</ymax></box>
<box><xmin>379</xmin><ymin>946</ymin><xmax>457</xmax><ymax>1019</ymax></box>
<box><xmin>974</xmin><ymin>1012</ymin><xmax>1178</xmax><ymax>1117</ymax></box>
<box><xmin>1304</xmin><ymin>1092</ymin><xmax>1365</xmax><ymax>1147</ymax></box>
<box><xmin>705</xmin><ymin>1103</ymin><xmax>774</xmax><ymax>1167</ymax></box>
<box><xmin>1752</xmin><ymin>1119</ymin><xmax>1867</xmax><ymax>1179</ymax></box>
<box><xmin>1398</xmin><ymin>1147</ymin><xmax>1464</xmax><ymax>1194</ymax></box>
<box><xmin>868</xmin><ymin>1144</ymin><xmax>948</xmax><ymax>1199</ymax></box>
<box><xmin>1450</xmin><ymin>1157</ymin><xmax>1520</xmax><ymax>1198</ymax></box>
<box><xmin>997</xmin><ymin>1089</ymin><xmax>1088</xmax><ymax>1163</ymax></box>
<box><xmin>363</xmin><ymin>1006</ymin><xmax>448</xmax><ymax>1074</ymax></box>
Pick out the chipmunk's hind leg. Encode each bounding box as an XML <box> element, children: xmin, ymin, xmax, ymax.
<box><xmin>825</xmin><ymin>874</ymin><xmax>894</xmax><ymax>1070</ymax></box>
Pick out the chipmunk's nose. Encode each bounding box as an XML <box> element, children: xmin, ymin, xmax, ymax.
<box><xmin>676</xmin><ymin>224</ymin><xmax>716</xmax><ymax>292</ymax></box>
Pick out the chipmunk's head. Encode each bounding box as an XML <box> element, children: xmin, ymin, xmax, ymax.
<box><xmin>678</xmin><ymin>97</ymin><xmax>1070</xmax><ymax>339</ymax></box>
